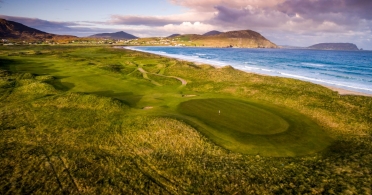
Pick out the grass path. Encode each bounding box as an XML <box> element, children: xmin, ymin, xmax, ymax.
<box><xmin>137</xmin><ymin>67</ymin><xmax>187</xmax><ymax>86</ymax></box>
<box><xmin>138</xmin><ymin>67</ymin><xmax>162</xmax><ymax>86</ymax></box>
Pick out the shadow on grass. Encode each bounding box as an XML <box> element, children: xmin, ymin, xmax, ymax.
<box><xmin>45</xmin><ymin>76</ymin><xmax>75</xmax><ymax>91</ymax></box>
<box><xmin>324</xmin><ymin>137</ymin><xmax>372</xmax><ymax>159</ymax></box>
<box><xmin>0</xmin><ymin>59</ymin><xmax>15</xmax><ymax>70</ymax></box>
<box><xmin>0</xmin><ymin>58</ymin><xmax>60</xmax><ymax>75</ymax></box>
<box><xmin>86</xmin><ymin>91</ymin><xmax>143</xmax><ymax>107</ymax></box>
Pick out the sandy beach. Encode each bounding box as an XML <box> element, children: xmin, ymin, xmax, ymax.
<box><xmin>202</xmin><ymin>61</ymin><xmax>372</xmax><ymax>97</ymax></box>
<box><xmin>322</xmin><ymin>85</ymin><xmax>372</xmax><ymax>97</ymax></box>
<box><xmin>123</xmin><ymin>47</ymin><xmax>372</xmax><ymax>98</ymax></box>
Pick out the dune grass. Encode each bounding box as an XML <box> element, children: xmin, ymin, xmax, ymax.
<box><xmin>0</xmin><ymin>45</ymin><xmax>371</xmax><ymax>194</ymax></box>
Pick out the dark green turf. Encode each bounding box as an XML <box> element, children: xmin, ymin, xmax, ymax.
<box><xmin>177</xmin><ymin>98</ymin><xmax>332</xmax><ymax>157</ymax></box>
<box><xmin>178</xmin><ymin>98</ymin><xmax>289</xmax><ymax>135</ymax></box>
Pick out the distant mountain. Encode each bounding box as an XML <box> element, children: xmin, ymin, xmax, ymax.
<box><xmin>89</xmin><ymin>31</ymin><xmax>138</xmax><ymax>39</ymax></box>
<box><xmin>308</xmin><ymin>43</ymin><xmax>359</xmax><ymax>51</ymax></box>
<box><xmin>167</xmin><ymin>34</ymin><xmax>181</xmax><ymax>38</ymax></box>
<box><xmin>0</xmin><ymin>18</ymin><xmax>76</xmax><ymax>40</ymax></box>
<box><xmin>202</xmin><ymin>30</ymin><xmax>222</xmax><ymax>36</ymax></box>
<box><xmin>189</xmin><ymin>30</ymin><xmax>278</xmax><ymax>48</ymax></box>
<box><xmin>279</xmin><ymin>45</ymin><xmax>306</xmax><ymax>49</ymax></box>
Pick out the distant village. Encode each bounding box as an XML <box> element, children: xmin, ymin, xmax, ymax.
<box><xmin>1</xmin><ymin>37</ymin><xmax>191</xmax><ymax>46</ymax></box>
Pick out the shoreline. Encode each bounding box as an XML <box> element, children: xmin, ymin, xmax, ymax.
<box><xmin>122</xmin><ymin>46</ymin><xmax>372</xmax><ymax>98</ymax></box>
<box><xmin>322</xmin><ymin>85</ymin><xmax>372</xmax><ymax>97</ymax></box>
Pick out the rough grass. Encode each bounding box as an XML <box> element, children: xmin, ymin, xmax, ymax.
<box><xmin>0</xmin><ymin>45</ymin><xmax>371</xmax><ymax>194</ymax></box>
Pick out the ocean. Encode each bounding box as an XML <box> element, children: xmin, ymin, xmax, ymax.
<box><xmin>127</xmin><ymin>46</ymin><xmax>372</xmax><ymax>95</ymax></box>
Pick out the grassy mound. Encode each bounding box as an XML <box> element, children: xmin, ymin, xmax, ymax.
<box><xmin>178</xmin><ymin>98</ymin><xmax>332</xmax><ymax>157</ymax></box>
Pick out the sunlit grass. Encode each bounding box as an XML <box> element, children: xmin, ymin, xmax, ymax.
<box><xmin>177</xmin><ymin>98</ymin><xmax>331</xmax><ymax>157</ymax></box>
<box><xmin>0</xmin><ymin>45</ymin><xmax>371</xmax><ymax>194</ymax></box>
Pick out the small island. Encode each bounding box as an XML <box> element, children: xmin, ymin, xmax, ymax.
<box><xmin>308</xmin><ymin>43</ymin><xmax>360</xmax><ymax>51</ymax></box>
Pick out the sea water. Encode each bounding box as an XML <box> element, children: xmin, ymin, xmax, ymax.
<box><xmin>128</xmin><ymin>46</ymin><xmax>372</xmax><ymax>95</ymax></box>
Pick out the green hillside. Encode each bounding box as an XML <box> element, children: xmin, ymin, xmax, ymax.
<box><xmin>168</xmin><ymin>30</ymin><xmax>278</xmax><ymax>48</ymax></box>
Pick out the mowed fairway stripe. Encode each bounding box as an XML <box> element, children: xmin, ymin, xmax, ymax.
<box><xmin>177</xmin><ymin>98</ymin><xmax>332</xmax><ymax>157</ymax></box>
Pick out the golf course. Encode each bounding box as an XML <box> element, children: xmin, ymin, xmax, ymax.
<box><xmin>1</xmin><ymin>45</ymin><xmax>371</xmax><ymax>194</ymax></box>
<box><xmin>177</xmin><ymin>98</ymin><xmax>330</xmax><ymax>157</ymax></box>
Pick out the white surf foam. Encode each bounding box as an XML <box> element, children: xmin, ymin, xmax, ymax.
<box><xmin>126</xmin><ymin>47</ymin><xmax>227</xmax><ymax>66</ymax></box>
<box><xmin>301</xmin><ymin>62</ymin><xmax>326</xmax><ymax>67</ymax></box>
<box><xmin>124</xmin><ymin>46</ymin><xmax>372</xmax><ymax>94</ymax></box>
<box><xmin>280</xmin><ymin>73</ymin><xmax>372</xmax><ymax>92</ymax></box>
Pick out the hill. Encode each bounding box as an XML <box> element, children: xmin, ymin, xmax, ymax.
<box><xmin>89</xmin><ymin>31</ymin><xmax>138</xmax><ymax>39</ymax></box>
<box><xmin>308</xmin><ymin>43</ymin><xmax>359</xmax><ymax>51</ymax></box>
<box><xmin>173</xmin><ymin>30</ymin><xmax>278</xmax><ymax>48</ymax></box>
<box><xmin>167</xmin><ymin>34</ymin><xmax>181</xmax><ymax>38</ymax></box>
<box><xmin>202</xmin><ymin>30</ymin><xmax>222</xmax><ymax>36</ymax></box>
<box><xmin>0</xmin><ymin>18</ymin><xmax>76</xmax><ymax>41</ymax></box>
<box><xmin>279</xmin><ymin>45</ymin><xmax>305</xmax><ymax>49</ymax></box>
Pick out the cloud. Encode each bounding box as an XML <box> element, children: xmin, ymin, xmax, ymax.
<box><xmin>169</xmin><ymin>0</ymin><xmax>286</xmax><ymax>11</ymax></box>
<box><xmin>0</xmin><ymin>15</ymin><xmax>77</xmax><ymax>34</ymax></box>
<box><xmin>109</xmin><ymin>15</ymin><xmax>180</xmax><ymax>26</ymax></box>
<box><xmin>108</xmin><ymin>11</ymin><xmax>214</xmax><ymax>27</ymax></box>
<box><xmin>2</xmin><ymin>0</ymin><xmax>372</xmax><ymax>49</ymax></box>
<box><xmin>195</xmin><ymin>1</ymin><xmax>372</xmax><ymax>49</ymax></box>
<box><xmin>0</xmin><ymin>14</ymin><xmax>215</xmax><ymax>38</ymax></box>
<box><xmin>161</xmin><ymin>22</ymin><xmax>215</xmax><ymax>34</ymax></box>
<box><xmin>106</xmin><ymin>22</ymin><xmax>214</xmax><ymax>38</ymax></box>
<box><xmin>210</xmin><ymin>5</ymin><xmax>288</xmax><ymax>29</ymax></box>
<box><xmin>0</xmin><ymin>15</ymin><xmax>127</xmax><ymax>37</ymax></box>
<box><xmin>277</xmin><ymin>0</ymin><xmax>372</xmax><ymax>20</ymax></box>
<box><xmin>169</xmin><ymin>0</ymin><xmax>372</xmax><ymax>32</ymax></box>
<box><xmin>208</xmin><ymin>2</ymin><xmax>371</xmax><ymax>33</ymax></box>
<box><xmin>170</xmin><ymin>0</ymin><xmax>372</xmax><ymax>21</ymax></box>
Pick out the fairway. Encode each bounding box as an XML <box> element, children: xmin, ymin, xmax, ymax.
<box><xmin>178</xmin><ymin>98</ymin><xmax>332</xmax><ymax>157</ymax></box>
<box><xmin>0</xmin><ymin>47</ymin><xmax>332</xmax><ymax>158</ymax></box>
<box><xmin>1</xmin><ymin>46</ymin><xmax>371</xmax><ymax>194</ymax></box>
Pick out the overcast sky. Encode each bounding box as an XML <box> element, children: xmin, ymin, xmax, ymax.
<box><xmin>1</xmin><ymin>0</ymin><xmax>371</xmax><ymax>49</ymax></box>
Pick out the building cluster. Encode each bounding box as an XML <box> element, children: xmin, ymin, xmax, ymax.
<box><xmin>0</xmin><ymin>37</ymin><xmax>192</xmax><ymax>46</ymax></box>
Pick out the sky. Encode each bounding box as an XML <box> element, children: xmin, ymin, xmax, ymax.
<box><xmin>1</xmin><ymin>0</ymin><xmax>372</xmax><ymax>49</ymax></box>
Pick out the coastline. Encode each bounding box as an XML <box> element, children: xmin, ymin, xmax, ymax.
<box><xmin>122</xmin><ymin>46</ymin><xmax>372</xmax><ymax>98</ymax></box>
<box><xmin>322</xmin><ymin>85</ymin><xmax>372</xmax><ymax>97</ymax></box>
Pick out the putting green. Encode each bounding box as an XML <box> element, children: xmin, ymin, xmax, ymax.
<box><xmin>177</xmin><ymin>98</ymin><xmax>332</xmax><ymax>157</ymax></box>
